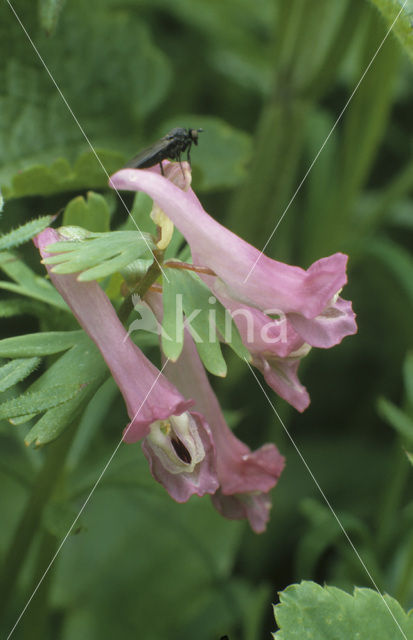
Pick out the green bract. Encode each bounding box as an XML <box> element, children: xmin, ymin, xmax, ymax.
<box><xmin>43</xmin><ymin>229</ymin><xmax>155</xmax><ymax>281</ymax></box>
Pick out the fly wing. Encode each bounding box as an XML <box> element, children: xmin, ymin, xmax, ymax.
<box><xmin>123</xmin><ymin>137</ymin><xmax>171</xmax><ymax>169</ymax></box>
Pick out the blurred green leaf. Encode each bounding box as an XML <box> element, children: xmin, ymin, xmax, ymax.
<box><xmin>62</xmin><ymin>191</ymin><xmax>110</xmax><ymax>232</ymax></box>
<box><xmin>0</xmin><ymin>215</ymin><xmax>55</xmax><ymax>250</ymax></box>
<box><xmin>273</xmin><ymin>581</ymin><xmax>413</xmax><ymax>639</ymax></box>
<box><xmin>43</xmin><ymin>500</ymin><xmax>83</xmax><ymax>537</ymax></box>
<box><xmin>0</xmin><ymin>251</ymin><xmax>67</xmax><ymax>309</ymax></box>
<box><xmin>377</xmin><ymin>396</ymin><xmax>413</xmax><ymax>443</ymax></box>
<box><xmin>0</xmin><ymin>357</ymin><xmax>41</xmax><ymax>393</ymax></box>
<box><xmin>363</xmin><ymin>237</ymin><xmax>413</xmax><ymax>305</ymax></box>
<box><xmin>3</xmin><ymin>151</ymin><xmax>124</xmax><ymax>199</ymax></box>
<box><xmin>0</xmin><ymin>330</ymin><xmax>81</xmax><ymax>357</ymax></box>
<box><xmin>121</xmin><ymin>191</ymin><xmax>156</xmax><ymax>233</ymax></box>
<box><xmin>38</xmin><ymin>0</ymin><xmax>66</xmax><ymax>35</ymax></box>
<box><xmin>54</xmin><ymin>474</ymin><xmax>244</xmax><ymax>640</ymax></box>
<box><xmin>369</xmin><ymin>0</ymin><xmax>413</xmax><ymax>63</ymax></box>
<box><xmin>337</xmin><ymin>10</ymin><xmax>400</xmax><ymax>221</ymax></box>
<box><xmin>0</xmin><ymin>298</ymin><xmax>49</xmax><ymax>319</ymax></box>
<box><xmin>0</xmin><ymin>5</ymin><xmax>171</xmax><ymax>192</ymax></box>
<box><xmin>404</xmin><ymin>352</ymin><xmax>413</xmax><ymax>408</ymax></box>
<box><xmin>296</xmin><ymin>499</ymin><xmax>370</xmax><ymax>578</ymax></box>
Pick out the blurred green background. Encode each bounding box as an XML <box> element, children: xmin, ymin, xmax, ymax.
<box><xmin>1</xmin><ymin>0</ymin><xmax>413</xmax><ymax>638</ymax></box>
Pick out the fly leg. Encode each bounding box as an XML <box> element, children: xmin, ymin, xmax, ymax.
<box><xmin>177</xmin><ymin>152</ymin><xmax>185</xmax><ymax>178</ymax></box>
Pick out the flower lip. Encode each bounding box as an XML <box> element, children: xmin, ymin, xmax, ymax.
<box><xmin>142</xmin><ymin>411</ymin><xmax>219</xmax><ymax>502</ymax></box>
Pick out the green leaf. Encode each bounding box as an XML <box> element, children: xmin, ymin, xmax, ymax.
<box><xmin>0</xmin><ymin>383</ymin><xmax>82</xmax><ymax>419</ymax></box>
<box><xmin>62</xmin><ymin>191</ymin><xmax>110</xmax><ymax>232</ymax></box>
<box><xmin>24</xmin><ymin>380</ymin><xmax>102</xmax><ymax>446</ymax></box>
<box><xmin>0</xmin><ymin>215</ymin><xmax>55</xmax><ymax>250</ymax></box>
<box><xmin>121</xmin><ymin>191</ymin><xmax>156</xmax><ymax>233</ymax></box>
<box><xmin>0</xmin><ymin>298</ymin><xmax>49</xmax><ymax>319</ymax></box>
<box><xmin>162</xmin><ymin>267</ymin><xmax>249</xmax><ymax>376</ymax></box>
<box><xmin>273</xmin><ymin>581</ymin><xmax>413</xmax><ymax>639</ymax></box>
<box><xmin>43</xmin><ymin>500</ymin><xmax>83</xmax><ymax>538</ymax></box>
<box><xmin>0</xmin><ymin>331</ymin><xmax>81</xmax><ymax>357</ymax></box>
<box><xmin>22</xmin><ymin>332</ymin><xmax>108</xmax><ymax>445</ymax></box>
<box><xmin>38</xmin><ymin>0</ymin><xmax>66</xmax><ymax>35</ymax></box>
<box><xmin>406</xmin><ymin>451</ymin><xmax>413</xmax><ymax>466</ymax></box>
<box><xmin>404</xmin><ymin>352</ymin><xmax>413</xmax><ymax>408</ymax></box>
<box><xmin>0</xmin><ymin>251</ymin><xmax>67</xmax><ymax>309</ymax></box>
<box><xmin>337</xmin><ymin>10</ymin><xmax>400</xmax><ymax>220</ymax></box>
<box><xmin>363</xmin><ymin>238</ymin><xmax>413</xmax><ymax>306</ymax></box>
<box><xmin>0</xmin><ymin>357</ymin><xmax>41</xmax><ymax>393</ymax></box>
<box><xmin>0</xmin><ymin>1</ymin><xmax>171</xmax><ymax>195</ymax></box>
<box><xmin>160</xmin><ymin>115</ymin><xmax>252</xmax><ymax>192</ymax></box>
<box><xmin>369</xmin><ymin>0</ymin><xmax>413</xmax><ymax>64</ymax></box>
<box><xmin>377</xmin><ymin>397</ymin><xmax>413</xmax><ymax>443</ymax></box>
<box><xmin>163</xmin><ymin>267</ymin><xmax>228</xmax><ymax>376</ymax></box>
<box><xmin>296</xmin><ymin>499</ymin><xmax>370</xmax><ymax>578</ymax></box>
<box><xmin>43</xmin><ymin>230</ymin><xmax>154</xmax><ymax>280</ymax></box>
<box><xmin>3</xmin><ymin>151</ymin><xmax>125</xmax><ymax>199</ymax></box>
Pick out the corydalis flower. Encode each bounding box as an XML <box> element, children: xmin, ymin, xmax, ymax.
<box><xmin>109</xmin><ymin>165</ymin><xmax>357</xmax><ymax>351</ymax></box>
<box><xmin>142</xmin><ymin>411</ymin><xmax>217</xmax><ymax>502</ymax></box>
<box><xmin>34</xmin><ymin>228</ymin><xmax>218</xmax><ymax>501</ymax></box>
<box><xmin>207</xmin><ymin>284</ymin><xmax>311</xmax><ymax>411</ymax></box>
<box><xmin>147</xmin><ymin>291</ymin><xmax>285</xmax><ymax>533</ymax></box>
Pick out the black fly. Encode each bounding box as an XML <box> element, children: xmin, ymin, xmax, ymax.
<box><xmin>124</xmin><ymin>127</ymin><xmax>203</xmax><ymax>175</ymax></box>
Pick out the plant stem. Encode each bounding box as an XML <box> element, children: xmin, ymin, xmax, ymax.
<box><xmin>0</xmin><ymin>423</ymin><xmax>78</xmax><ymax>620</ymax></box>
<box><xmin>19</xmin><ymin>530</ymin><xmax>59</xmax><ymax>640</ymax></box>
<box><xmin>395</xmin><ymin>532</ymin><xmax>413</xmax><ymax>607</ymax></box>
<box><xmin>165</xmin><ymin>261</ymin><xmax>215</xmax><ymax>276</ymax></box>
<box><xmin>376</xmin><ymin>442</ymin><xmax>410</xmax><ymax>555</ymax></box>
<box><xmin>118</xmin><ymin>250</ymin><xmax>163</xmax><ymax>325</ymax></box>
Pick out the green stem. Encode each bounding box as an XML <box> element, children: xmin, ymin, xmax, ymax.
<box><xmin>20</xmin><ymin>530</ymin><xmax>59</xmax><ymax>640</ymax></box>
<box><xmin>376</xmin><ymin>442</ymin><xmax>410</xmax><ymax>555</ymax></box>
<box><xmin>0</xmin><ymin>423</ymin><xmax>78</xmax><ymax>620</ymax></box>
<box><xmin>395</xmin><ymin>532</ymin><xmax>413</xmax><ymax>607</ymax></box>
<box><xmin>118</xmin><ymin>250</ymin><xmax>163</xmax><ymax>325</ymax></box>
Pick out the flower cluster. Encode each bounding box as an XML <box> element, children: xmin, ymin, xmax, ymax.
<box><xmin>35</xmin><ymin>161</ymin><xmax>356</xmax><ymax>533</ymax></box>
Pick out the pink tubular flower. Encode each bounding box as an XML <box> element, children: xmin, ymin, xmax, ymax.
<box><xmin>109</xmin><ymin>164</ymin><xmax>357</xmax><ymax>351</ymax></box>
<box><xmin>147</xmin><ymin>291</ymin><xmax>285</xmax><ymax>533</ymax></box>
<box><xmin>34</xmin><ymin>228</ymin><xmax>218</xmax><ymax>501</ymax></box>
<box><xmin>205</xmin><ymin>278</ymin><xmax>311</xmax><ymax>412</ymax></box>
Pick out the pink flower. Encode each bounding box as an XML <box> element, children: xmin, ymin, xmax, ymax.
<box><xmin>141</xmin><ymin>411</ymin><xmax>217</xmax><ymax>502</ymax></box>
<box><xmin>34</xmin><ymin>228</ymin><xmax>218</xmax><ymax>501</ymax></box>
<box><xmin>147</xmin><ymin>291</ymin><xmax>285</xmax><ymax>533</ymax></box>
<box><xmin>206</xmin><ymin>281</ymin><xmax>311</xmax><ymax>412</ymax></box>
<box><xmin>109</xmin><ymin>165</ymin><xmax>357</xmax><ymax>350</ymax></box>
